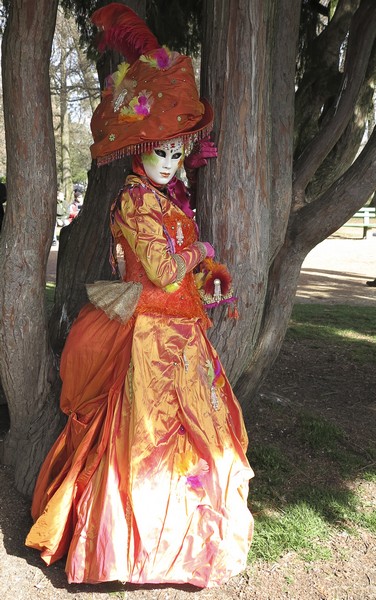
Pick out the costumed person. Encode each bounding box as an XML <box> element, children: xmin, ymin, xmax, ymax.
<box><xmin>68</xmin><ymin>195</ymin><xmax>81</xmax><ymax>222</ymax></box>
<box><xmin>26</xmin><ymin>4</ymin><xmax>254</xmax><ymax>588</ymax></box>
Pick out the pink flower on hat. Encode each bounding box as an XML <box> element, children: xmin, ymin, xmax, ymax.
<box><xmin>154</xmin><ymin>47</ymin><xmax>171</xmax><ymax>69</ymax></box>
<box><xmin>119</xmin><ymin>90</ymin><xmax>153</xmax><ymax>122</ymax></box>
<box><xmin>140</xmin><ymin>46</ymin><xmax>179</xmax><ymax>71</ymax></box>
<box><xmin>134</xmin><ymin>93</ymin><xmax>152</xmax><ymax>116</ymax></box>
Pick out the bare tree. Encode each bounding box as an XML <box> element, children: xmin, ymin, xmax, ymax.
<box><xmin>51</xmin><ymin>8</ymin><xmax>100</xmax><ymax>201</ymax></box>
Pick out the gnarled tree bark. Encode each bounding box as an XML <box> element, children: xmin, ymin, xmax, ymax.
<box><xmin>0</xmin><ymin>0</ymin><xmax>61</xmax><ymax>496</ymax></box>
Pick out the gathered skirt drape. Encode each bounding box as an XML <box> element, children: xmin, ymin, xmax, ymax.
<box><xmin>26</xmin><ymin>303</ymin><xmax>254</xmax><ymax>587</ymax></box>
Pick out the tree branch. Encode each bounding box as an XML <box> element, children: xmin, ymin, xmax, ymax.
<box><xmin>294</xmin><ymin>0</ymin><xmax>359</xmax><ymax>165</ymax></box>
<box><xmin>292</xmin><ymin>124</ymin><xmax>376</xmax><ymax>248</ymax></box>
<box><xmin>306</xmin><ymin>40</ymin><xmax>376</xmax><ymax>201</ymax></box>
<box><xmin>314</xmin><ymin>0</ymin><xmax>360</xmax><ymax>59</ymax></box>
<box><xmin>309</xmin><ymin>0</ymin><xmax>329</xmax><ymax>18</ymax></box>
<box><xmin>293</xmin><ymin>0</ymin><xmax>376</xmax><ymax>198</ymax></box>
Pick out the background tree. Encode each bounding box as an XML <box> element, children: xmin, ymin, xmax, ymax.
<box><xmin>57</xmin><ymin>11</ymin><xmax>74</xmax><ymax>204</ymax></box>
<box><xmin>51</xmin><ymin>7</ymin><xmax>100</xmax><ymax>203</ymax></box>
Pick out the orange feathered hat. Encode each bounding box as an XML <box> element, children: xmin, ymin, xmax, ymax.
<box><xmin>90</xmin><ymin>3</ymin><xmax>213</xmax><ymax>165</ymax></box>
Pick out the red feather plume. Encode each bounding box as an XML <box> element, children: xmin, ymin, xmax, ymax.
<box><xmin>201</xmin><ymin>259</ymin><xmax>232</xmax><ymax>296</ymax></box>
<box><xmin>91</xmin><ymin>3</ymin><xmax>160</xmax><ymax>65</ymax></box>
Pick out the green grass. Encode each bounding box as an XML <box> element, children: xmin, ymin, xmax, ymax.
<box><xmin>248</xmin><ymin>444</ymin><xmax>293</xmax><ymax>513</ymax></box>
<box><xmin>355</xmin><ymin>510</ymin><xmax>376</xmax><ymax>533</ymax></box>
<box><xmin>248</xmin><ymin>303</ymin><xmax>376</xmax><ymax>563</ymax></box>
<box><xmin>250</xmin><ymin>502</ymin><xmax>331</xmax><ymax>562</ymax></box>
<box><xmin>250</xmin><ymin>444</ymin><xmax>291</xmax><ymax>478</ymax></box>
<box><xmin>298</xmin><ymin>413</ymin><xmax>344</xmax><ymax>450</ymax></box>
<box><xmin>249</xmin><ymin>417</ymin><xmax>376</xmax><ymax>562</ymax></box>
<box><xmin>45</xmin><ymin>282</ymin><xmax>56</xmax><ymax>302</ymax></box>
<box><xmin>290</xmin><ymin>304</ymin><xmax>376</xmax><ymax>335</ymax></box>
<box><xmin>45</xmin><ymin>282</ymin><xmax>56</xmax><ymax>315</ymax></box>
<box><xmin>287</xmin><ymin>305</ymin><xmax>376</xmax><ymax>363</ymax></box>
<box><xmin>295</xmin><ymin>486</ymin><xmax>359</xmax><ymax>527</ymax></box>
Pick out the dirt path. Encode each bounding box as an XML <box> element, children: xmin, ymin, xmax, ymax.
<box><xmin>297</xmin><ymin>234</ymin><xmax>376</xmax><ymax>305</ymax></box>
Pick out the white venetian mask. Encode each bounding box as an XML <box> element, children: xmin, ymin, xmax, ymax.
<box><xmin>141</xmin><ymin>139</ymin><xmax>184</xmax><ymax>185</ymax></box>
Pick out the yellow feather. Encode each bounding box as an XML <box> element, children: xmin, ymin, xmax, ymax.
<box><xmin>113</xmin><ymin>62</ymin><xmax>130</xmax><ymax>89</ymax></box>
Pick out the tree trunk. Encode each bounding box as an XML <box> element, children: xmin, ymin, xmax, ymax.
<box><xmin>0</xmin><ymin>0</ymin><xmax>61</xmax><ymax>495</ymax></box>
<box><xmin>238</xmin><ymin>5</ymin><xmax>376</xmax><ymax>410</ymax></box>
<box><xmin>199</xmin><ymin>0</ymin><xmax>301</xmax><ymax>390</ymax></box>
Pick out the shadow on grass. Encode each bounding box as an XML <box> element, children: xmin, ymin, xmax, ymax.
<box><xmin>247</xmin><ymin>304</ymin><xmax>376</xmax><ymax>563</ymax></box>
<box><xmin>289</xmin><ymin>305</ymin><xmax>376</xmax><ymax>363</ymax></box>
<box><xmin>297</xmin><ymin>267</ymin><xmax>376</xmax><ymax>304</ymax></box>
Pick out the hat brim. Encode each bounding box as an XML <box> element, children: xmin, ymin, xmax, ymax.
<box><xmin>95</xmin><ymin>98</ymin><xmax>214</xmax><ymax>166</ymax></box>
<box><xmin>155</xmin><ymin>98</ymin><xmax>214</xmax><ymax>145</ymax></box>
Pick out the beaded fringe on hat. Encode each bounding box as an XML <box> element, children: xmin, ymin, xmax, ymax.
<box><xmin>96</xmin><ymin>125</ymin><xmax>212</xmax><ymax>166</ymax></box>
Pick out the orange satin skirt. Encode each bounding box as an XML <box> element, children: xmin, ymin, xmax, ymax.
<box><xmin>26</xmin><ymin>303</ymin><xmax>254</xmax><ymax>587</ymax></box>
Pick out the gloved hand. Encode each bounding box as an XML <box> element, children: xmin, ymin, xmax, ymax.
<box><xmin>184</xmin><ymin>136</ymin><xmax>218</xmax><ymax>170</ymax></box>
<box><xmin>201</xmin><ymin>242</ymin><xmax>215</xmax><ymax>258</ymax></box>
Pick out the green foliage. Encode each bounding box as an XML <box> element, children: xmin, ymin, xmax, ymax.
<box><xmin>146</xmin><ymin>0</ymin><xmax>202</xmax><ymax>56</ymax></box>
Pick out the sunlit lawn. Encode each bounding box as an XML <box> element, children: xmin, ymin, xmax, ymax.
<box><xmin>248</xmin><ymin>303</ymin><xmax>376</xmax><ymax>563</ymax></box>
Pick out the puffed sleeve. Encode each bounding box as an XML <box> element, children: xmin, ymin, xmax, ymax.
<box><xmin>112</xmin><ymin>184</ymin><xmax>206</xmax><ymax>289</ymax></box>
